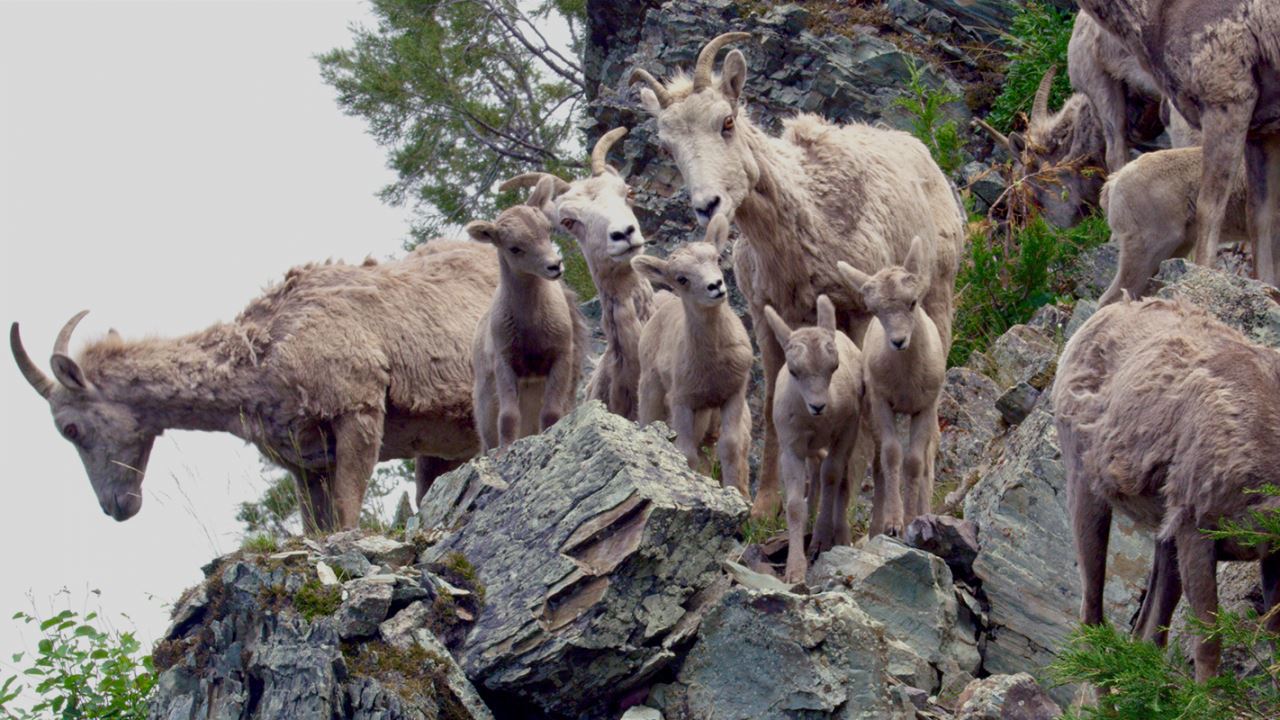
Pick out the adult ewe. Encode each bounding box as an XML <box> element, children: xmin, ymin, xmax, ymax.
<box><xmin>1053</xmin><ymin>296</ymin><xmax>1280</xmax><ymax>681</ymax></box>
<box><xmin>11</xmin><ymin>242</ymin><xmax>498</xmax><ymax>531</ymax></box>
<box><xmin>630</xmin><ymin>32</ymin><xmax>964</xmax><ymax>517</ymax></box>
<box><xmin>1076</xmin><ymin>0</ymin><xmax>1280</xmax><ymax>285</ymax></box>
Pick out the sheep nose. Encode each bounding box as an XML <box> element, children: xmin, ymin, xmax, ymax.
<box><xmin>610</xmin><ymin>226</ymin><xmax>636</xmax><ymax>241</ymax></box>
<box><xmin>707</xmin><ymin>279</ymin><xmax>724</xmax><ymax>292</ymax></box>
<box><xmin>548</xmin><ymin>262</ymin><xmax>564</xmax><ymax>274</ymax></box>
<box><xmin>808</xmin><ymin>402</ymin><xmax>825</xmax><ymax>415</ymax></box>
<box><xmin>891</xmin><ymin>338</ymin><xmax>906</xmax><ymax>349</ymax></box>
<box><xmin>695</xmin><ymin>195</ymin><xmax>721</xmax><ymax>220</ymax></box>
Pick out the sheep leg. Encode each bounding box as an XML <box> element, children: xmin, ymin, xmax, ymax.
<box><xmin>1067</xmin><ymin>452</ymin><xmax>1111</xmax><ymax>627</ymax></box>
<box><xmin>473</xmin><ymin>368</ymin><xmax>499</xmax><ymax>453</ymax></box>
<box><xmin>717</xmin><ymin>393</ymin><xmax>751</xmax><ymax>498</ymax></box>
<box><xmin>330</xmin><ymin>408</ymin><xmax>383</xmax><ymax>530</ymax></box>
<box><xmin>750</xmin><ymin>320</ymin><xmax>785</xmax><ymax>519</ymax></box>
<box><xmin>1094</xmin><ymin>75</ymin><xmax>1130</xmax><ymax>172</ymax></box>
<box><xmin>494</xmin><ymin>361</ymin><xmax>522</xmax><ymax>448</ymax></box>
<box><xmin>1174</xmin><ymin>524</ymin><xmax>1221</xmax><ymax>681</ymax></box>
<box><xmin>805</xmin><ymin>456</ymin><xmax>821</xmax><ymax>522</ymax></box>
<box><xmin>904</xmin><ymin>405</ymin><xmax>938</xmax><ymax>522</ymax></box>
<box><xmin>781</xmin><ymin>449</ymin><xmax>810</xmax><ymax>584</ymax></box>
<box><xmin>1261</xmin><ymin>552</ymin><xmax>1280</xmax><ymax>636</ymax></box>
<box><xmin>869</xmin><ymin>395</ymin><xmax>905</xmax><ymax>537</ymax></box>
<box><xmin>691</xmin><ymin>409</ymin><xmax>715</xmax><ymax>474</ymax></box>
<box><xmin>297</xmin><ymin>470</ymin><xmax>333</xmax><ymax>535</ymax></box>
<box><xmin>414</xmin><ymin>456</ymin><xmax>464</xmax><ymax>506</ymax></box>
<box><xmin>1244</xmin><ymin>134</ymin><xmax>1279</xmax><ymax>285</ymax></box>
<box><xmin>539</xmin><ymin>353</ymin><xmax>574</xmax><ymax>432</ymax></box>
<box><xmin>1100</xmin><ymin>229</ymin><xmax>1173</xmax><ymax>306</ymax></box>
<box><xmin>669</xmin><ymin>404</ymin><xmax>703</xmax><ymax>473</ymax></box>
<box><xmin>1133</xmin><ymin>538</ymin><xmax>1181</xmax><ymax>646</ymax></box>
<box><xmin>813</xmin><ymin>427</ymin><xmax>857</xmax><ymax>555</ymax></box>
<box><xmin>1192</xmin><ymin>102</ymin><xmax>1251</xmax><ymax>270</ymax></box>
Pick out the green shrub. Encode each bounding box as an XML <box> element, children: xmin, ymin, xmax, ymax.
<box><xmin>895</xmin><ymin>58</ymin><xmax>965</xmax><ymax>175</ymax></box>
<box><xmin>241</xmin><ymin>532</ymin><xmax>280</xmax><ymax>554</ymax></box>
<box><xmin>949</xmin><ymin>213</ymin><xmax>1109</xmax><ymax>367</ymax></box>
<box><xmin>0</xmin><ymin>608</ymin><xmax>155</xmax><ymax>719</ymax></box>
<box><xmin>293</xmin><ymin>580</ymin><xmax>342</xmax><ymax>621</ymax></box>
<box><xmin>987</xmin><ymin>1</ymin><xmax>1075</xmax><ymax>132</ymax></box>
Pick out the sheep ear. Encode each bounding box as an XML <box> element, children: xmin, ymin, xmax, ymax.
<box><xmin>837</xmin><ymin>261</ymin><xmax>872</xmax><ymax>294</ymax></box>
<box><xmin>1008</xmin><ymin>131</ymin><xmax>1026</xmax><ymax>156</ymax></box>
<box><xmin>720</xmin><ymin>49</ymin><xmax>748</xmax><ymax>108</ymax></box>
<box><xmin>631</xmin><ymin>255</ymin><xmax>669</xmax><ymax>286</ymax></box>
<box><xmin>904</xmin><ymin>236</ymin><xmax>927</xmax><ymax>276</ymax></box>
<box><xmin>815</xmin><ymin>295</ymin><xmax>836</xmax><ymax>332</ymax></box>
<box><xmin>763</xmin><ymin>305</ymin><xmax>791</xmax><ymax>348</ymax></box>
<box><xmin>465</xmin><ymin>221</ymin><xmax>500</xmax><ymax>245</ymax></box>
<box><xmin>705</xmin><ymin>214</ymin><xmax>731</xmax><ymax>252</ymax></box>
<box><xmin>107</xmin><ymin>328</ymin><xmax>121</xmax><ymax>342</ymax></box>
<box><xmin>639</xmin><ymin>88</ymin><xmax>663</xmax><ymax>116</ymax></box>
<box><xmin>527</xmin><ymin>175</ymin><xmax>557</xmax><ymax>210</ymax></box>
<box><xmin>51</xmin><ymin>353</ymin><xmax>88</xmax><ymax>391</ymax></box>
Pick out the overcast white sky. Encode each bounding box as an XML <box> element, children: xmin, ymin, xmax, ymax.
<box><xmin>0</xmin><ymin>0</ymin><xmax>416</xmax><ymax>669</ymax></box>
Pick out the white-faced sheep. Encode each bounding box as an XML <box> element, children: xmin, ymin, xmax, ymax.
<box><xmin>469</xmin><ymin>176</ymin><xmax>588</xmax><ymax>451</ymax></box>
<box><xmin>633</xmin><ymin>214</ymin><xmax>752</xmax><ymax>497</ymax></box>
<box><xmin>1053</xmin><ymin>296</ymin><xmax>1280</xmax><ymax>681</ymax></box>
<box><xmin>500</xmin><ymin>128</ymin><xmax>654</xmax><ymax>420</ymax></box>
<box><xmin>10</xmin><ymin>241</ymin><xmax>500</xmax><ymax>531</ymax></box>
<box><xmin>837</xmin><ymin>237</ymin><xmax>945</xmax><ymax>537</ymax></box>
<box><xmin>1098</xmin><ymin>147</ymin><xmax>1250</xmax><ymax>305</ymax></box>
<box><xmin>630</xmin><ymin>32</ymin><xmax>964</xmax><ymax>518</ymax></box>
<box><xmin>763</xmin><ymin>295</ymin><xmax>864</xmax><ymax>583</ymax></box>
<box><xmin>1077</xmin><ymin>0</ymin><xmax>1280</xmax><ymax>285</ymax></box>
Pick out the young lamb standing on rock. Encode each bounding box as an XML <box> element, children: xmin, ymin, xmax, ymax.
<box><xmin>837</xmin><ymin>237</ymin><xmax>945</xmax><ymax>538</ymax></box>
<box><xmin>469</xmin><ymin>176</ymin><xmax>588</xmax><ymax>451</ymax></box>
<box><xmin>631</xmin><ymin>32</ymin><xmax>964</xmax><ymax>519</ymax></box>
<box><xmin>1053</xmin><ymin>296</ymin><xmax>1280</xmax><ymax>681</ymax></box>
<box><xmin>763</xmin><ymin>295</ymin><xmax>863</xmax><ymax>583</ymax></box>
<box><xmin>633</xmin><ymin>215</ymin><xmax>752</xmax><ymax>498</ymax></box>
<box><xmin>499</xmin><ymin>128</ymin><xmax>654</xmax><ymax>419</ymax></box>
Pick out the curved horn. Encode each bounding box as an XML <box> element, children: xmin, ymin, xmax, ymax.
<box><xmin>693</xmin><ymin>32</ymin><xmax>751</xmax><ymax>91</ymax></box>
<box><xmin>971</xmin><ymin>117</ymin><xmax>1011</xmax><ymax>152</ymax></box>
<box><xmin>499</xmin><ymin>172</ymin><xmax>570</xmax><ymax>195</ymax></box>
<box><xmin>53</xmin><ymin>310</ymin><xmax>89</xmax><ymax>357</ymax></box>
<box><xmin>628</xmin><ymin>68</ymin><xmax>672</xmax><ymax>108</ymax></box>
<box><xmin>591</xmin><ymin>127</ymin><xmax>628</xmax><ymax>176</ymax></box>
<box><xmin>1031</xmin><ymin>65</ymin><xmax>1057</xmax><ymax>125</ymax></box>
<box><xmin>10</xmin><ymin>323</ymin><xmax>54</xmax><ymax>398</ymax></box>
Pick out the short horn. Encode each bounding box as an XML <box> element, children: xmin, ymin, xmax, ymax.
<box><xmin>54</xmin><ymin>310</ymin><xmax>89</xmax><ymax>357</ymax></box>
<box><xmin>10</xmin><ymin>323</ymin><xmax>55</xmax><ymax>398</ymax></box>
<box><xmin>591</xmin><ymin>127</ymin><xmax>628</xmax><ymax>176</ymax></box>
<box><xmin>499</xmin><ymin>173</ymin><xmax>570</xmax><ymax>195</ymax></box>
<box><xmin>628</xmin><ymin>68</ymin><xmax>672</xmax><ymax>108</ymax></box>
<box><xmin>1031</xmin><ymin>65</ymin><xmax>1057</xmax><ymax>125</ymax></box>
<box><xmin>693</xmin><ymin>32</ymin><xmax>751</xmax><ymax>91</ymax></box>
<box><xmin>971</xmin><ymin>117</ymin><xmax>1011</xmax><ymax>152</ymax></box>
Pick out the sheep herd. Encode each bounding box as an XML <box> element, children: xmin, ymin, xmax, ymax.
<box><xmin>8</xmin><ymin>10</ymin><xmax>1280</xmax><ymax>684</ymax></box>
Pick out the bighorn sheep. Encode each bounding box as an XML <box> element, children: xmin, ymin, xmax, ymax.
<box><xmin>1053</xmin><ymin>296</ymin><xmax>1280</xmax><ymax>681</ymax></box>
<box><xmin>1098</xmin><ymin>147</ymin><xmax>1250</xmax><ymax>305</ymax></box>
<box><xmin>837</xmin><ymin>238</ymin><xmax>945</xmax><ymax>538</ymax></box>
<box><xmin>468</xmin><ymin>176</ymin><xmax>588</xmax><ymax>451</ymax></box>
<box><xmin>500</xmin><ymin>128</ymin><xmax>655</xmax><ymax>419</ymax></box>
<box><xmin>763</xmin><ymin>295</ymin><xmax>864</xmax><ymax>583</ymax></box>
<box><xmin>633</xmin><ymin>215</ymin><xmax>752</xmax><ymax>497</ymax></box>
<box><xmin>11</xmin><ymin>242</ymin><xmax>500</xmax><ymax>531</ymax></box>
<box><xmin>630</xmin><ymin>32</ymin><xmax>964</xmax><ymax>518</ymax></box>
<box><xmin>1076</xmin><ymin>0</ymin><xmax>1280</xmax><ymax>285</ymax></box>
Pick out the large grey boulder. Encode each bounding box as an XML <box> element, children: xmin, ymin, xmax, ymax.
<box><xmin>1154</xmin><ymin>259</ymin><xmax>1280</xmax><ymax>347</ymax></box>
<box><xmin>936</xmin><ymin>366</ymin><xmax>1003</xmax><ymax>492</ymax></box>
<box><xmin>955</xmin><ymin>673</ymin><xmax>1062</xmax><ymax>720</ymax></box>
<box><xmin>648</xmin><ymin>585</ymin><xmax>915</xmax><ymax>719</ymax></box>
<box><xmin>417</xmin><ymin>401</ymin><xmax>748</xmax><ymax>719</ymax></box>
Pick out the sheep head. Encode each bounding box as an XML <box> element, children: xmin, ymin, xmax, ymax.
<box><xmin>502</xmin><ymin>128</ymin><xmax>648</xmax><ymax>274</ymax></box>
<box><xmin>837</xmin><ymin>236</ymin><xmax>930</xmax><ymax>350</ymax></box>
<box><xmin>468</xmin><ymin>175</ymin><xmax>563</xmax><ymax>280</ymax></box>
<box><xmin>11</xmin><ymin>312</ymin><xmax>155</xmax><ymax>521</ymax></box>
<box><xmin>629</xmin><ymin>32</ymin><xmax>756</xmax><ymax>226</ymax></box>
<box><xmin>764</xmin><ymin>295</ymin><xmax>840</xmax><ymax>416</ymax></box>
<box><xmin>632</xmin><ymin>214</ymin><xmax>731</xmax><ymax>308</ymax></box>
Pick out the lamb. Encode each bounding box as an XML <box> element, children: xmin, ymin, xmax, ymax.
<box><xmin>10</xmin><ymin>241</ymin><xmax>499</xmax><ymax>531</ymax></box>
<box><xmin>1053</xmin><ymin>296</ymin><xmax>1280</xmax><ymax>680</ymax></box>
<box><xmin>762</xmin><ymin>295</ymin><xmax>864</xmax><ymax>583</ymax></box>
<box><xmin>630</xmin><ymin>32</ymin><xmax>965</xmax><ymax>518</ymax></box>
<box><xmin>499</xmin><ymin>128</ymin><xmax>655</xmax><ymax>419</ymax></box>
<box><xmin>468</xmin><ymin>175</ymin><xmax>589</xmax><ymax>451</ymax></box>
<box><xmin>632</xmin><ymin>214</ymin><xmax>752</xmax><ymax>497</ymax></box>
<box><xmin>837</xmin><ymin>237</ymin><xmax>945</xmax><ymax>537</ymax></box>
<box><xmin>1098</xmin><ymin>147</ymin><xmax>1250</xmax><ymax>305</ymax></box>
<box><xmin>1076</xmin><ymin>0</ymin><xmax>1280</xmax><ymax>285</ymax></box>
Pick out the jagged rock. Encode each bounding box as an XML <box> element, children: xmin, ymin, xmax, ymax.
<box><xmin>962</xmin><ymin>160</ymin><xmax>1007</xmax><ymax>213</ymax></box>
<box><xmin>648</xmin><ymin>586</ymin><xmax>914</xmax><ymax>719</ymax></box>
<box><xmin>1064</xmin><ymin>299</ymin><xmax>1098</xmax><ymax>339</ymax></box>
<box><xmin>335</xmin><ymin>577</ymin><xmax>394</xmax><ymax>640</ymax></box>
<box><xmin>353</xmin><ymin>535</ymin><xmax>417</xmax><ymax>568</ymax></box>
<box><xmin>955</xmin><ymin>673</ymin><xmax>1062</xmax><ymax>720</ymax></box>
<box><xmin>810</xmin><ymin>537</ymin><xmax>981</xmax><ymax>692</ymax></box>
<box><xmin>1154</xmin><ymin>259</ymin><xmax>1280</xmax><ymax>347</ymax></box>
<box><xmin>316</xmin><ymin>561</ymin><xmax>339</xmax><ymax>586</ymax></box>
<box><xmin>417</xmin><ymin>402</ymin><xmax>748</xmax><ymax>719</ymax></box>
<box><xmin>995</xmin><ymin>381</ymin><xmax>1040</xmax><ymax>425</ymax></box>
<box><xmin>936</xmin><ymin>367</ymin><xmax>1003</xmax><ymax>491</ymax></box>
<box><xmin>620</xmin><ymin>707</ymin><xmax>664</xmax><ymax>720</ymax></box>
<box><xmin>325</xmin><ymin>550</ymin><xmax>374</xmax><ymax>579</ymax></box>
<box><xmin>904</xmin><ymin>514</ymin><xmax>980</xmax><ymax>585</ymax></box>
<box><xmin>970</xmin><ymin>324</ymin><xmax>1059</xmax><ymax>392</ymax></box>
<box><xmin>1072</xmin><ymin>243</ymin><xmax>1120</xmax><ymax>301</ymax></box>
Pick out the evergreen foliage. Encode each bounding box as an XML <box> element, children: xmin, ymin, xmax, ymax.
<box><xmin>987</xmin><ymin>1</ymin><xmax>1075</xmax><ymax>132</ymax></box>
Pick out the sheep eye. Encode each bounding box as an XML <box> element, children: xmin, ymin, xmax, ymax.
<box><xmin>560</xmin><ymin>218</ymin><xmax>576</xmax><ymax>231</ymax></box>
<box><xmin>910</xmin><ymin>300</ymin><xmax>917</xmax><ymax>310</ymax></box>
<box><xmin>676</xmin><ymin>276</ymin><xmax>688</xmax><ymax>286</ymax></box>
<box><xmin>789</xmin><ymin>368</ymin><xmax>798</xmax><ymax>379</ymax></box>
<box><xmin>509</xmin><ymin>246</ymin><xmax>522</xmax><ymax>255</ymax></box>
<box><xmin>62</xmin><ymin>423</ymin><xmax>79</xmax><ymax>441</ymax></box>
<box><xmin>721</xmin><ymin>116</ymin><xmax>734</xmax><ymax>135</ymax></box>
<box><xmin>626</xmin><ymin>188</ymin><xmax>636</xmax><ymax>203</ymax></box>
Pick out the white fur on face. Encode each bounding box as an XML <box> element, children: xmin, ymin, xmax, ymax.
<box><xmin>555</xmin><ymin>172</ymin><xmax>647</xmax><ymax>267</ymax></box>
<box><xmin>656</xmin><ymin>90</ymin><xmax>755</xmax><ymax>225</ymax></box>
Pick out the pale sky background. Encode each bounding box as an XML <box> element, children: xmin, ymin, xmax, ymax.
<box><xmin>0</xmin><ymin>0</ymin><xmax>419</xmax><ymax>670</ymax></box>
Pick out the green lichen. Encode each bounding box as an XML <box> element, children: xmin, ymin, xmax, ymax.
<box><xmin>293</xmin><ymin>580</ymin><xmax>342</xmax><ymax>621</ymax></box>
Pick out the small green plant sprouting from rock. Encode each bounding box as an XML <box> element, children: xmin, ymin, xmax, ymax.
<box><xmin>895</xmin><ymin>57</ymin><xmax>965</xmax><ymax>175</ymax></box>
<box><xmin>241</xmin><ymin>532</ymin><xmax>280</xmax><ymax>554</ymax></box>
<box><xmin>740</xmin><ymin>513</ymin><xmax>788</xmax><ymax>546</ymax></box>
<box><xmin>987</xmin><ymin>1</ymin><xmax>1074</xmax><ymax>133</ymax></box>
<box><xmin>342</xmin><ymin>641</ymin><xmax>470</xmax><ymax>718</ymax></box>
<box><xmin>293</xmin><ymin>580</ymin><xmax>342</xmax><ymax>621</ymax></box>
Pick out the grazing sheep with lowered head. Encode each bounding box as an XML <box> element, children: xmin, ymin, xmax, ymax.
<box><xmin>1053</xmin><ymin>296</ymin><xmax>1280</xmax><ymax>681</ymax></box>
<box><xmin>763</xmin><ymin>295</ymin><xmax>864</xmax><ymax>583</ymax></box>
<box><xmin>633</xmin><ymin>215</ymin><xmax>752</xmax><ymax>497</ymax></box>
<box><xmin>469</xmin><ymin>176</ymin><xmax>588</xmax><ymax>451</ymax></box>
<box><xmin>837</xmin><ymin>237</ymin><xmax>945</xmax><ymax>537</ymax></box>
<box><xmin>630</xmin><ymin>32</ymin><xmax>964</xmax><ymax>519</ymax></box>
<box><xmin>11</xmin><ymin>241</ymin><xmax>499</xmax><ymax>531</ymax></box>
<box><xmin>500</xmin><ymin>128</ymin><xmax>654</xmax><ymax>420</ymax></box>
